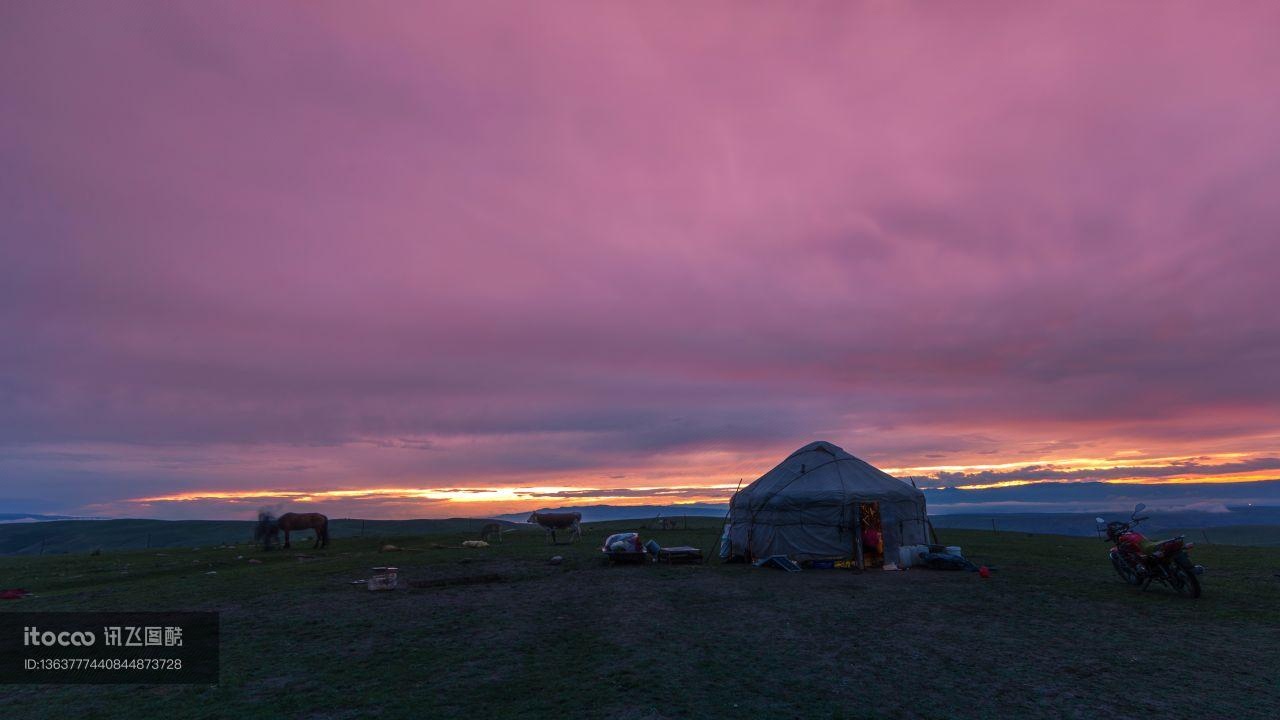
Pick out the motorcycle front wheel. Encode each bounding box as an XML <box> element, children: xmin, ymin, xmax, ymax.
<box><xmin>1111</xmin><ymin>552</ymin><xmax>1140</xmax><ymax>585</ymax></box>
<box><xmin>1171</xmin><ymin>556</ymin><xmax>1202</xmax><ymax>598</ymax></box>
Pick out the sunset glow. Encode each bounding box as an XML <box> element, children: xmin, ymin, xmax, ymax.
<box><xmin>99</xmin><ymin>450</ymin><xmax>1280</xmax><ymax>518</ymax></box>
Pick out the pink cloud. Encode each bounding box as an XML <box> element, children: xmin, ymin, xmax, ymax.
<box><xmin>2</xmin><ymin>2</ymin><xmax>1279</xmax><ymax>517</ymax></box>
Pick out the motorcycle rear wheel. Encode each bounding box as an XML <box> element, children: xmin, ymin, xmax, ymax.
<box><xmin>1171</xmin><ymin>556</ymin><xmax>1202</xmax><ymax>598</ymax></box>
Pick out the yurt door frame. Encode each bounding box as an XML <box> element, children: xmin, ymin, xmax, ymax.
<box><xmin>852</xmin><ymin>503</ymin><xmax>864</xmax><ymax>569</ymax></box>
<box><xmin>853</xmin><ymin>501</ymin><xmax>883</xmax><ymax>570</ymax></box>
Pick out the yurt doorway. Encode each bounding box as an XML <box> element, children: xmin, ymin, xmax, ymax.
<box><xmin>855</xmin><ymin>502</ymin><xmax>884</xmax><ymax>569</ymax></box>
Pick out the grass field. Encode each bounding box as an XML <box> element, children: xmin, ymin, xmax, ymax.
<box><xmin>2</xmin><ymin>519</ymin><xmax>1278</xmax><ymax>719</ymax></box>
<box><xmin>1164</xmin><ymin>525</ymin><xmax>1280</xmax><ymax>547</ymax></box>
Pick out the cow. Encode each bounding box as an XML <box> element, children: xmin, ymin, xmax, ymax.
<box><xmin>528</xmin><ymin>511</ymin><xmax>582</xmax><ymax>545</ymax></box>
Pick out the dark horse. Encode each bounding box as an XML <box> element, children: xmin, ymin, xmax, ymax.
<box><xmin>255</xmin><ymin>511</ymin><xmax>329</xmax><ymax>550</ymax></box>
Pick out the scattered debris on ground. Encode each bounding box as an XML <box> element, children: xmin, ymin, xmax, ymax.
<box><xmin>368</xmin><ymin>566</ymin><xmax>399</xmax><ymax>591</ymax></box>
<box><xmin>655</xmin><ymin>546</ymin><xmax>704</xmax><ymax>564</ymax></box>
<box><xmin>754</xmin><ymin>555</ymin><xmax>802</xmax><ymax>572</ymax></box>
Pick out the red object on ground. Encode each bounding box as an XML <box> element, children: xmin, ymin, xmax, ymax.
<box><xmin>978</xmin><ymin>566</ymin><xmax>991</xmax><ymax>579</ymax></box>
<box><xmin>1</xmin><ymin>588</ymin><xmax>30</xmax><ymax>600</ymax></box>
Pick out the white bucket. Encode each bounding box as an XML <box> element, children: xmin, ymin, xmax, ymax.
<box><xmin>945</xmin><ymin>546</ymin><xmax>962</xmax><ymax>557</ymax></box>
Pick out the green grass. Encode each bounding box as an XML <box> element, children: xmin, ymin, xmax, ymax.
<box><xmin>2</xmin><ymin>519</ymin><xmax>1278</xmax><ymax>719</ymax></box>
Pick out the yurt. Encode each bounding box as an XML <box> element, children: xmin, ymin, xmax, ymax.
<box><xmin>726</xmin><ymin>440</ymin><xmax>931</xmax><ymax>567</ymax></box>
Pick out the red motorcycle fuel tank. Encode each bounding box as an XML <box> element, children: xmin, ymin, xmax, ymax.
<box><xmin>1117</xmin><ymin>530</ymin><xmax>1146</xmax><ymax>552</ymax></box>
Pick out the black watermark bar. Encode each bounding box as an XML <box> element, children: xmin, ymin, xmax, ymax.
<box><xmin>0</xmin><ymin>612</ymin><xmax>218</xmax><ymax>684</ymax></box>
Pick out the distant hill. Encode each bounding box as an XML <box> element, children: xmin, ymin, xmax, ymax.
<box><xmin>495</xmin><ymin>504</ymin><xmax>728</xmax><ymax>523</ymax></box>
<box><xmin>922</xmin><ymin>479</ymin><xmax>1280</xmax><ymax>513</ymax></box>
<box><xmin>0</xmin><ymin>513</ymin><xmax>97</xmax><ymax>523</ymax></box>
<box><xmin>7</xmin><ymin>504</ymin><xmax>1278</xmax><ymax>555</ymax></box>
<box><xmin>931</xmin><ymin>505</ymin><xmax>1280</xmax><ymax>538</ymax></box>
<box><xmin>0</xmin><ymin>517</ymin><xmax>517</xmax><ymax>555</ymax></box>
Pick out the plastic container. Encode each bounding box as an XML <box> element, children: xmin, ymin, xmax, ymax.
<box><xmin>898</xmin><ymin>545</ymin><xmax>916</xmax><ymax>568</ymax></box>
<box><xmin>945</xmin><ymin>546</ymin><xmax>962</xmax><ymax>557</ymax></box>
<box><xmin>602</xmin><ymin>532</ymin><xmax>641</xmax><ymax>552</ymax></box>
<box><xmin>901</xmin><ymin>544</ymin><xmax>930</xmax><ymax>567</ymax></box>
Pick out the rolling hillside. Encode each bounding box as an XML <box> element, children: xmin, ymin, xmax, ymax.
<box><xmin>0</xmin><ymin>518</ymin><xmax>517</xmax><ymax>555</ymax></box>
<box><xmin>7</xmin><ymin>506</ymin><xmax>1280</xmax><ymax>555</ymax></box>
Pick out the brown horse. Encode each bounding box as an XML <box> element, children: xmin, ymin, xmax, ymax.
<box><xmin>279</xmin><ymin>512</ymin><xmax>329</xmax><ymax>548</ymax></box>
<box><xmin>528</xmin><ymin>511</ymin><xmax>581</xmax><ymax>544</ymax></box>
<box><xmin>255</xmin><ymin>511</ymin><xmax>329</xmax><ymax>550</ymax></box>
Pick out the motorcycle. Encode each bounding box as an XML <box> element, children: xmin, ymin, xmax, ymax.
<box><xmin>1097</xmin><ymin>503</ymin><xmax>1203</xmax><ymax>598</ymax></box>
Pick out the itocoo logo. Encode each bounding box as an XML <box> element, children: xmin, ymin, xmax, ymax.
<box><xmin>23</xmin><ymin>626</ymin><xmax>97</xmax><ymax>646</ymax></box>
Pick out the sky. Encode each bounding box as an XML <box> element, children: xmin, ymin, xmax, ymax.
<box><xmin>2</xmin><ymin>2</ymin><xmax>1279</xmax><ymax>520</ymax></box>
